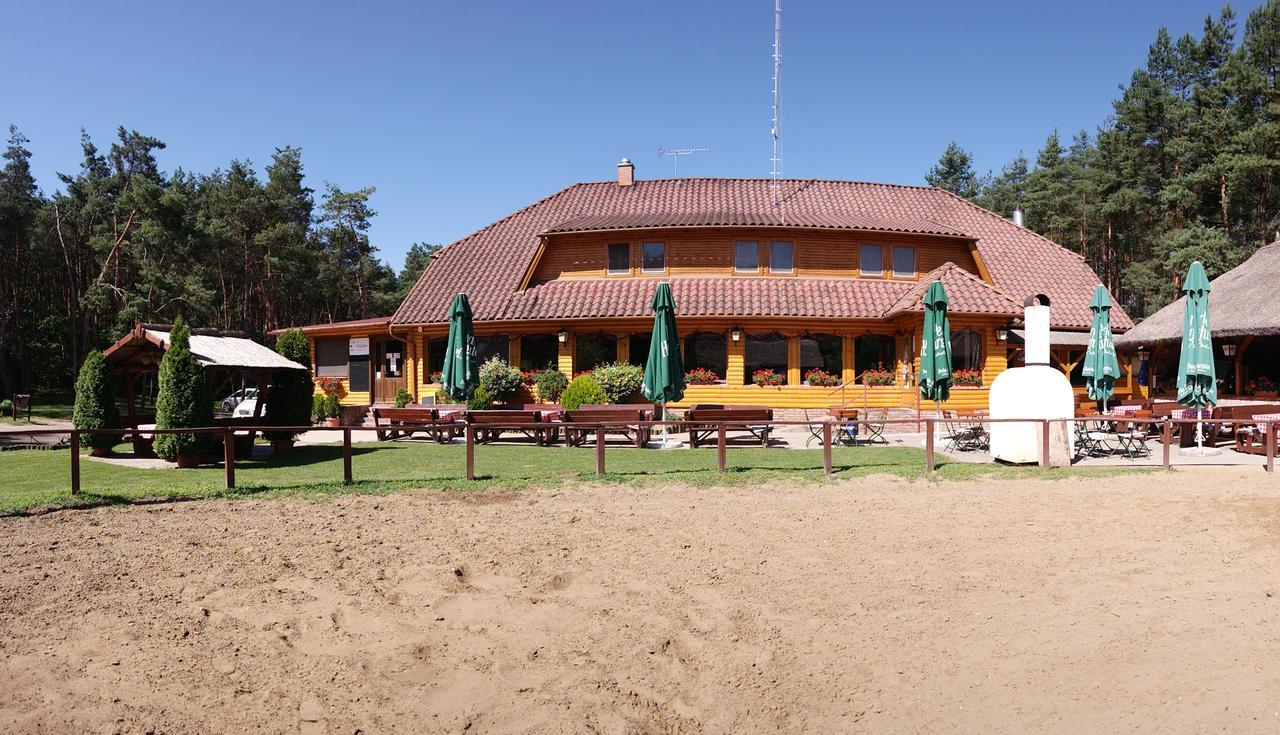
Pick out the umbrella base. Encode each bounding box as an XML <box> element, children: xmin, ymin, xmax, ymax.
<box><xmin>1177</xmin><ymin>446</ymin><xmax>1222</xmax><ymax>457</ymax></box>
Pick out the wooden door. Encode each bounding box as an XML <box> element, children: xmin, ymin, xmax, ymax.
<box><xmin>373</xmin><ymin>338</ymin><xmax>407</xmax><ymax>404</ymax></box>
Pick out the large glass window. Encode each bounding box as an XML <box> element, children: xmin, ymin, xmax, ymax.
<box><xmin>574</xmin><ymin>333</ymin><xmax>617</xmax><ymax>373</ymax></box>
<box><xmin>892</xmin><ymin>246</ymin><xmax>916</xmax><ymax>277</ymax></box>
<box><xmin>428</xmin><ymin>337</ymin><xmax>447</xmax><ymax>380</ymax></box>
<box><xmin>683</xmin><ymin>332</ymin><xmax>728</xmax><ymax>379</ymax></box>
<box><xmin>315</xmin><ymin>338</ymin><xmax>348</xmax><ymax>377</ymax></box>
<box><xmin>859</xmin><ymin>244</ymin><xmax>884</xmax><ymax>276</ymax></box>
<box><xmin>519</xmin><ymin>333</ymin><xmax>558</xmax><ymax>371</ymax></box>
<box><xmin>744</xmin><ymin>332</ymin><xmax>788</xmax><ymax>384</ymax></box>
<box><xmin>951</xmin><ymin>330</ymin><xmax>983</xmax><ymax>372</ymax></box>
<box><xmin>734</xmin><ymin>240</ymin><xmax>760</xmax><ymax>272</ymax></box>
<box><xmin>641</xmin><ymin>242</ymin><xmax>666</xmax><ymax>273</ymax></box>
<box><xmin>628</xmin><ymin>332</ymin><xmax>652</xmax><ymax>366</ymax></box>
<box><xmin>855</xmin><ymin>334</ymin><xmax>895</xmax><ymax>377</ymax></box>
<box><xmin>607</xmin><ymin>243</ymin><xmax>630</xmax><ymax>275</ymax></box>
<box><xmin>800</xmin><ymin>334</ymin><xmax>843</xmax><ymax>378</ymax></box>
<box><xmin>769</xmin><ymin>241</ymin><xmax>793</xmax><ymax>273</ymax></box>
<box><xmin>474</xmin><ymin>334</ymin><xmax>510</xmax><ymax>365</ymax></box>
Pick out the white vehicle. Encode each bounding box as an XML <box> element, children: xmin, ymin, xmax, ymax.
<box><xmin>221</xmin><ymin>387</ymin><xmax>258</xmax><ymax>412</ymax></box>
<box><xmin>234</xmin><ymin>397</ymin><xmax>263</xmax><ymax>418</ymax></box>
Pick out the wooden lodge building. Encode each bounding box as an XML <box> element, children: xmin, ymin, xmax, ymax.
<box><xmin>278</xmin><ymin>160</ymin><xmax>1135</xmax><ymax>410</ymax></box>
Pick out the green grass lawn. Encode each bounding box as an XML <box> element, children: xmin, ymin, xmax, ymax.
<box><xmin>0</xmin><ymin>395</ymin><xmax>74</xmax><ymax>425</ymax></box>
<box><xmin>0</xmin><ymin>440</ymin><xmax>1151</xmax><ymax>515</ymax></box>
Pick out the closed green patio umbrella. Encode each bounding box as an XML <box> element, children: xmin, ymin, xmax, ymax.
<box><xmin>1082</xmin><ymin>284</ymin><xmax>1121</xmax><ymax>411</ymax></box>
<box><xmin>641</xmin><ymin>283</ymin><xmax>685</xmax><ymax>446</ymax></box>
<box><xmin>441</xmin><ymin>293</ymin><xmax>480</xmax><ymax>401</ymax></box>
<box><xmin>1176</xmin><ymin>261</ymin><xmax>1216</xmax><ymax>453</ymax></box>
<box><xmin>918</xmin><ymin>280</ymin><xmax>952</xmax><ymax>410</ymax></box>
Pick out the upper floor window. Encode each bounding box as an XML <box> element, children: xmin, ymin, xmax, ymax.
<box><xmin>769</xmin><ymin>241</ymin><xmax>793</xmax><ymax>273</ymax></box>
<box><xmin>734</xmin><ymin>240</ymin><xmax>760</xmax><ymax>272</ymax></box>
<box><xmin>892</xmin><ymin>246</ymin><xmax>916</xmax><ymax>277</ymax></box>
<box><xmin>642</xmin><ymin>242</ymin><xmax>666</xmax><ymax>273</ymax></box>
<box><xmin>859</xmin><ymin>244</ymin><xmax>883</xmax><ymax>276</ymax></box>
<box><xmin>606</xmin><ymin>243</ymin><xmax>630</xmax><ymax>275</ymax></box>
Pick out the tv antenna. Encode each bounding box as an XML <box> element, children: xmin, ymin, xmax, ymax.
<box><xmin>770</xmin><ymin>0</ymin><xmax>783</xmax><ymax>208</ymax></box>
<box><xmin>658</xmin><ymin>147</ymin><xmax>709</xmax><ymax>176</ymax></box>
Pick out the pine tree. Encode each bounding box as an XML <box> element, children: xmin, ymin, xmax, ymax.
<box><xmin>925</xmin><ymin>142</ymin><xmax>979</xmax><ymax>198</ymax></box>
<box><xmin>72</xmin><ymin>350</ymin><xmax>120</xmax><ymax>454</ymax></box>
<box><xmin>152</xmin><ymin>316</ymin><xmax>213</xmax><ymax>464</ymax></box>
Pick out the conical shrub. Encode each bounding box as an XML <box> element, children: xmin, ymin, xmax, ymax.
<box><xmin>265</xmin><ymin>328</ymin><xmax>314</xmax><ymax>441</ymax></box>
<box><xmin>72</xmin><ymin>350</ymin><xmax>120</xmax><ymax>453</ymax></box>
<box><xmin>153</xmin><ymin>316</ymin><xmax>213</xmax><ymax>463</ymax></box>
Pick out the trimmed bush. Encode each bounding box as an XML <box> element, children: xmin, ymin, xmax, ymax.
<box><xmin>433</xmin><ymin>387</ymin><xmax>454</xmax><ymax>404</ymax></box>
<box><xmin>479</xmin><ymin>356</ymin><xmax>522</xmax><ymax>402</ymax></box>
<box><xmin>311</xmin><ymin>393</ymin><xmax>326</xmax><ymax>423</ymax></box>
<box><xmin>73</xmin><ymin>350</ymin><xmax>120</xmax><ymax>452</ymax></box>
<box><xmin>534</xmin><ymin>369</ymin><xmax>569</xmax><ymax>404</ymax></box>
<box><xmin>0</xmin><ymin>399</ymin><xmax>11</xmax><ymax>415</ymax></box>
<box><xmin>592</xmin><ymin>362</ymin><xmax>644</xmax><ymax>404</ymax></box>
<box><xmin>265</xmin><ymin>328</ymin><xmax>314</xmax><ymax>441</ymax></box>
<box><xmin>322</xmin><ymin>393</ymin><xmax>340</xmax><ymax>419</ymax></box>
<box><xmin>467</xmin><ymin>383</ymin><xmax>493</xmax><ymax>411</ymax></box>
<box><xmin>394</xmin><ymin>387</ymin><xmax>412</xmax><ymax>408</ymax></box>
<box><xmin>560</xmin><ymin>374</ymin><xmax>607</xmax><ymax>411</ymax></box>
<box><xmin>153</xmin><ymin>317</ymin><xmax>213</xmax><ymax>463</ymax></box>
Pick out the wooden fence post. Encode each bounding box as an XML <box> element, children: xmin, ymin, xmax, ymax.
<box><xmin>342</xmin><ymin>428</ymin><xmax>353</xmax><ymax>485</ymax></box>
<box><xmin>223</xmin><ymin>429</ymin><xmax>235</xmax><ymax>490</ymax></box>
<box><xmin>822</xmin><ymin>422</ymin><xmax>832</xmax><ymax>476</ymax></box>
<box><xmin>925</xmin><ymin>419</ymin><xmax>935</xmax><ymax>472</ymax></box>
<box><xmin>1267</xmin><ymin>421</ymin><xmax>1275</xmax><ymax>474</ymax></box>
<box><xmin>595</xmin><ymin>426</ymin><xmax>605</xmax><ymax>476</ymax></box>
<box><xmin>1040</xmin><ymin>420</ymin><xmax>1051</xmax><ymax>469</ymax></box>
<box><xmin>1161</xmin><ymin>420</ymin><xmax>1172</xmax><ymax>470</ymax></box>
<box><xmin>465</xmin><ymin>425</ymin><xmax>475</xmax><ymax>481</ymax></box>
<box><xmin>70</xmin><ymin>430</ymin><xmax>80</xmax><ymax>496</ymax></box>
<box><xmin>716</xmin><ymin>423</ymin><xmax>726</xmax><ymax>473</ymax></box>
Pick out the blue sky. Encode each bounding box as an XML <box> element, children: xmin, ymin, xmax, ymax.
<box><xmin>6</xmin><ymin>0</ymin><xmax>1258</xmax><ymax>269</ymax></box>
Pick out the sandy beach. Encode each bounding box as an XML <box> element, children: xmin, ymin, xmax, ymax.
<box><xmin>2</xmin><ymin>467</ymin><xmax>1280</xmax><ymax>733</ymax></box>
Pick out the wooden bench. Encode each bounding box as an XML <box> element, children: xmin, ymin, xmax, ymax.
<box><xmin>1228</xmin><ymin>404</ymin><xmax>1280</xmax><ymax>454</ymax></box>
<box><xmin>684</xmin><ymin>406</ymin><xmax>774</xmax><ymax>448</ymax></box>
<box><xmin>466</xmin><ymin>410</ymin><xmax>556</xmax><ymax>445</ymax></box>
<box><xmin>561</xmin><ymin>408</ymin><xmax>652</xmax><ymax>447</ymax></box>
<box><xmin>371</xmin><ymin>406</ymin><xmax>464</xmax><ymax>443</ymax></box>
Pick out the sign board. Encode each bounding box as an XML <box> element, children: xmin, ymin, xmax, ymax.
<box><xmin>348</xmin><ymin>337</ymin><xmax>370</xmax><ymax>357</ymax></box>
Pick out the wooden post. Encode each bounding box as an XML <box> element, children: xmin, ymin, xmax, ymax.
<box><xmin>1161</xmin><ymin>420</ymin><xmax>1171</xmax><ymax>470</ymax></box>
<box><xmin>1040</xmin><ymin>420</ymin><xmax>1051</xmax><ymax>469</ymax></box>
<box><xmin>717</xmin><ymin>423</ymin><xmax>726</xmax><ymax>473</ymax></box>
<box><xmin>925</xmin><ymin>419</ymin><xmax>935</xmax><ymax>472</ymax></box>
<box><xmin>822</xmin><ymin>422</ymin><xmax>832</xmax><ymax>476</ymax></box>
<box><xmin>70</xmin><ymin>431</ymin><xmax>81</xmax><ymax>496</ymax></box>
<box><xmin>595</xmin><ymin>426</ymin><xmax>605</xmax><ymax>476</ymax></box>
<box><xmin>465</xmin><ymin>425</ymin><xmax>475</xmax><ymax>481</ymax></box>
<box><xmin>1267</xmin><ymin>421</ymin><xmax>1275</xmax><ymax>474</ymax></box>
<box><xmin>223</xmin><ymin>429</ymin><xmax>235</xmax><ymax>490</ymax></box>
<box><xmin>343</xmin><ymin>428</ymin><xmax>353</xmax><ymax>485</ymax></box>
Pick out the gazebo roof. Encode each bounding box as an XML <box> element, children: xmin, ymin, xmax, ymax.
<box><xmin>1116</xmin><ymin>241</ymin><xmax>1280</xmax><ymax>346</ymax></box>
<box><xmin>103</xmin><ymin>324</ymin><xmax>307</xmax><ymax>372</ymax></box>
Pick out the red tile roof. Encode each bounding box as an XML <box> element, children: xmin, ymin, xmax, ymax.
<box><xmin>543</xmin><ymin>210</ymin><xmax>966</xmax><ymax>237</ymax></box>
<box><xmin>884</xmin><ymin>263</ymin><xmax>1022</xmax><ymax>317</ymax></box>
<box><xmin>393</xmin><ymin>178</ymin><xmax>1130</xmax><ymax>330</ymax></box>
<box><xmin>267</xmin><ymin>316</ymin><xmax>392</xmax><ymax>336</ymax></box>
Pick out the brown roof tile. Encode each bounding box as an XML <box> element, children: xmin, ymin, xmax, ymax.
<box><xmin>884</xmin><ymin>263</ymin><xmax>1022</xmax><ymax>317</ymax></box>
<box><xmin>393</xmin><ymin>178</ymin><xmax>1130</xmax><ymax>330</ymax></box>
<box><xmin>543</xmin><ymin>210</ymin><xmax>966</xmax><ymax>237</ymax></box>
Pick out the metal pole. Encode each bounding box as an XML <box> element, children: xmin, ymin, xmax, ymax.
<box><xmin>717</xmin><ymin>422</ymin><xmax>726</xmax><ymax>472</ymax></box>
<box><xmin>465</xmin><ymin>425</ymin><xmax>475</xmax><ymax>481</ymax></box>
<box><xmin>822</xmin><ymin>421</ymin><xmax>832</xmax><ymax>476</ymax></box>
<box><xmin>1161</xmin><ymin>420</ymin><xmax>1171</xmax><ymax>470</ymax></box>
<box><xmin>342</xmin><ymin>428</ymin><xmax>353</xmax><ymax>485</ymax></box>
<box><xmin>223</xmin><ymin>429</ymin><xmax>235</xmax><ymax>490</ymax></box>
<box><xmin>595</xmin><ymin>426</ymin><xmax>605</xmax><ymax>476</ymax></box>
<box><xmin>1267</xmin><ymin>420</ymin><xmax>1275</xmax><ymax>474</ymax></box>
<box><xmin>1040</xmin><ymin>420</ymin><xmax>1051</xmax><ymax>469</ymax></box>
<box><xmin>70</xmin><ymin>431</ymin><xmax>81</xmax><ymax>496</ymax></box>
<box><xmin>925</xmin><ymin>419</ymin><xmax>935</xmax><ymax>472</ymax></box>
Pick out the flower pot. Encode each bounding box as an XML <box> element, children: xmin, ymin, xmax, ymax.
<box><xmin>324</xmin><ymin>417</ymin><xmax>341</xmax><ymax>428</ymax></box>
<box><xmin>272</xmin><ymin>440</ymin><xmax>294</xmax><ymax>457</ymax></box>
<box><xmin>90</xmin><ymin>446</ymin><xmax>112</xmax><ymax>458</ymax></box>
<box><xmin>175</xmin><ymin>453</ymin><xmax>201</xmax><ymax>469</ymax></box>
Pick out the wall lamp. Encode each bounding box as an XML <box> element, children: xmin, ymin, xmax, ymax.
<box><xmin>1136</xmin><ymin>346</ymin><xmax>1150</xmax><ymax>362</ymax></box>
<box><xmin>1223</xmin><ymin>342</ymin><xmax>1237</xmax><ymax>357</ymax></box>
<box><xmin>557</xmin><ymin>329</ymin><xmax>569</xmax><ymax>343</ymax></box>
<box><xmin>731</xmin><ymin>327</ymin><xmax>742</xmax><ymax>342</ymax></box>
<box><xmin>994</xmin><ymin>327</ymin><xmax>1009</xmax><ymax>342</ymax></box>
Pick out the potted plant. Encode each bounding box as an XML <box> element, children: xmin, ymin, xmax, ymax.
<box><xmin>394</xmin><ymin>387</ymin><xmax>412</xmax><ymax>408</ymax></box>
<box><xmin>1246</xmin><ymin>376</ymin><xmax>1278</xmax><ymax>397</ymax></box>
<box><xmin>752</xmin><ymin>368</ymin><xmax>785</xmax><ymax>387</ymax></box>
<box><xmin>862</xmin><ymin>367</ymin><xmax>896</xmax><ymax>386</ymax></box>
<box><xmin>953</xmin><ymin>368</ymin><xmax>983</xmax><ymax>387</ymax></box>
<box><xmin>534</xmin><ymin>369</ymin><xmax>569</xmax><ymax>404</ymax></box>
<box><xmin>592</xmin><ymin>362</ymin><xmax>645</xmax><ymax>404</ymax></box>
<box><xmin>803</xmin><ymin>367</ymin><xmax>840</xmax><ymax>387</ymax></box>
<box><xmin>323</xmin><ymin>393</ymin><xmax>341</xmax><ymax>427</ymax></box>
<box><xmin>311</xmin><ymin>394</ymin><xmax>326</xmax><ymax>424</ymax></box>
<box><xmin>685</xmin><ymin>367</ymin><xmax>720</xmax><ymax>385</ymax></box>
<box><xmin>153</xmin><ymin>317</ymin><xmax>213</xmax><ymax>468</ymax></box>
<box><xmin>73</xmin><ymin>350</ymin><xmax>122</xmax><ymax>458</ymax></box>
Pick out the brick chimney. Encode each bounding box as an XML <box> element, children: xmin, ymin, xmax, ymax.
<box><xmin>616</xmin><ymin>158</ymin><xmax>634</xmax><ymax>186</ymax></box>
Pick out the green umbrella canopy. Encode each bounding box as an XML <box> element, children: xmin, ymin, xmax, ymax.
<box><xmin>441</xmin><ymin>293</ymin><xmax>480</xmax><ymax>400</ymax></box>
<box><xmin>641</xmin><ymin>283</ymin><xmax>686</xmax><ymax>405</ymax></box>
<box><xmin>1176</xmin><ymin>261</ymin><xmax>1216</xmax><ymax>408</ymax></box>
<box><xmin>1082</xmin><ymin>285</ymin><xmax>1122</xmax><ymax>402</ymax></box>
<box><xmin>918</xmin><ymin>280</ymin><xmax>952</xmax><ymax>403</ymax></box>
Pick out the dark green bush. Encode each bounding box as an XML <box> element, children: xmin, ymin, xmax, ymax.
<box><xmin>322</xmin><ymin>393</ymin><xmax>340</xmax><ymax>419</ymax></box>
<box><xmin>72</xmin><ymin>350</ymin><xmax>120</xmax><ymax>452</ymax></box>
<box><xmin>153</xmin><ymin>317</ymin><xmax>213</xmax><ymax>463</ymax></box>
<box><xmin>534</xmin><ymin>369</ymin><xmax>569</xmax><ymax>403</ymax></box>
<box><xmin>265</xmin><ymin>328</ymin><xmax>314</xmax><ymax>441</ymax></box>
<box><xmin>592</xmin><ymin>362</ymin><xmax>644</xmax><ymax>404</ymax></box>
<box><xmin>311</xmin><ymin>393</ymin><xmax>326</xmax><ymax>423</ymax></box>
<box><xmin>466</xmin><ymin>384</ymin><xmax>493</xmax><ymax>411</ymax></box>
<box><xmin>560</xmin><ymin>374</ymin><xmax>607</xmax><ymax>411</ymax></box>
<box><xmin>395</xmin><ymin>387</ymin><xmax>412</xmax><ymax>408</ymax></box>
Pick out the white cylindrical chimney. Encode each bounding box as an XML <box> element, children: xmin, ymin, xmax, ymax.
<box><xmin>1023</xmin><ymin>294</ymin><xmax>1051</xmax><ymax>365</ymax></box>
<box><xmin>1012</xmin><ymin>207</ymin><xmax>1025</xmax><ymax>227</ymax></box>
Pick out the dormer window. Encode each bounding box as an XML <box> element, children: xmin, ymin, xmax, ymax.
<box><xmin>642</xmin><ymin>242</ymin><xmax>666</xmax><ymax>273</ymax></box>
<box><xmin>734</xmin><ymin>241</ymin><xmax>760</xmax><ymax>272</ymax></box>
<box><xmin>892</xmin><ymin>246</ymin><xmax>916</xmax><ymax>278</ymax></box>
<box><xmin>859</xmin><ymin>244</ymin><xmax>884</xmax><ymax>277</ymax></box>
<box><xmin>606</xmin><ymin>243</ymin><xmax>630</xmax><ymax>275</ymax></box>
<box><xmin>769</xmin><ymin>241</ymin><xmax>793</xmax><ymax>273</ymax></box>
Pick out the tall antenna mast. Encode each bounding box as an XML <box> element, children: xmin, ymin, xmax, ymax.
<box><xmin>658</xmin><ymin>147</ymin><xmax>710</xmax><ymax>177</ymax></box>
<box><xmin>770</xmin><ymin>0</ymin><xmax>783</xmax><ymax>206</ymax></box>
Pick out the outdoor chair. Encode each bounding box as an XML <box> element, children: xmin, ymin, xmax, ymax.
<box><xmin>684</xmin><ymin>406</ymin><xmax>774</xmax><ymax>448</ymax></box>
<box><xmin>941</xmin><ymin>411</ymin><xmax>984</xmax><ymax>453</ymax></box>
<box><xmin>806</xmin><ymin>408</ymin><xmax>858</xmax><ymax>446</ymax></box>
<box><xmin>560</xmin><ymin>408</ymin><xmax>651</xmax><ymax>448</ymax></box>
